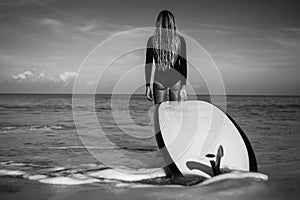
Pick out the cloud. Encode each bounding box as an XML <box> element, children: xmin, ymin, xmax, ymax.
<box><xmin>268</xmin><ymin>37</ymin><xmax>299</xmax><ymax>47</ymax></box>
<box><xmin>26</xmin><ymin>17</ymin><xmax>64</xmax><ymax>35</ymax></box>
<box><xmin>11</xmin><ymin>69</ymin><xmax>77</xmax><ymax>86</ymax></box>
<box><xmin>48</xmin><ymin>56</ymin><xmax>66</xmax><ymax>59</ymax></box>
<box><xmin>12</xmin><ymin>70</ymin><xmax>34</xmax><ymax>81</ymax></box>
<box><xmin>38</xmin><ymin>18</ymin><xmax>62</xmax><ymax>27</ymax></box>
<box><xmin>12</xmin><ymin>69</ymin><xmax>50</xmax><ymax>82</ymax></box>
<box><xmin>281</xmin><ymin>27</ymin><xmax>300</xmax><ymax>32</ymax></box>
<box><xmin>0</xmin><ymin>0</ymin><xmax>53</xmax><ymax>8</ymax></box>
<box><xmin>38</xmin><ymin>71</ymin><xmax>45</xmax><ymax>80</ymax></box>
<box><xmin>75</xmin><ymin>18</ymin><xmax>134</xmax><ymax>37</ymax></box>
<box><xmin>189</xmin><ymin>22</ymin><xmax>263</xmax><ymax>35</ymax></box>
<box><xmin>77</xmin><ymin>19</ymin><xmax>100</xmax><ymax>35</ymax></box>
<box><xmin>58</xmin><ymin>71</ymin><xmax>77</xmax><ymax>85</ymax></box>
<box><xmin>22</xmin><ymin>16</ymin><xmax>135</xmax><ymax>44</ymax></box>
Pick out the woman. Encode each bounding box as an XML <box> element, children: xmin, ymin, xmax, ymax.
<box><xmin>144</xmin><ymin>10</ymin><xmax>187</xmax><ymax>178</ymax></box>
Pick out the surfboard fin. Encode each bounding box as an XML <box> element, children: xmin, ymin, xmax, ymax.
<box><xmin>205</xmin><ymin>145</ymin><xmax>224</xmax><ymax>176</ymax></box>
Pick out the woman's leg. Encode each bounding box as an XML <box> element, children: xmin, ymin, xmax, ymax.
<box><xmin>153</xmin><ymin>81</ymin><xmax>167</xmax><ymax>148</ymax></box>
<box><xmin>153</xmin><ymin>81</ymin><xmax>182</xmax><ymax>178</ymax></box>
<box><xmin>166</xmin><ymin>80</ymin><xmax>183</xmax><ymax>177</ymax></box>
<box><xmin>153</xmin><ymin>81</ymin><xmax>168</xmax><ymax>104</ymax></box>
<box><xmin>153</xmin><ymin>82</ymin><xmax>171</xmax><ymax>176</ymax></box>
<box><xmin>169</xmin><ymin>80</ymin><xmax>181</xmax><ymax>101</ymax></box>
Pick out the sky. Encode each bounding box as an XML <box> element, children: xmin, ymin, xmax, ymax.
<box><xmin>0</xmin><ymin>0</ymin><xmax>299</xmax><ymax>95</ymax></box>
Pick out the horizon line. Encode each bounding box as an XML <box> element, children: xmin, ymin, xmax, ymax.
<box><xmin>0</xmin><ymin>92</ymin><xmax>299</xmax><ymax>97</ymax></box>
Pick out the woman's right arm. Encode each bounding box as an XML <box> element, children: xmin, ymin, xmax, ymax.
<box><xmin>179</xmin><ymin>36</ymin><xmax>187</xmax><ymax>86</ymax></box>
<box><xmin>145</xmin><ymin>36</ymin><xmax>153</xmax><ymax>101</ymax></box>
<box><xmin>145</xmin><ymin>36</ymin><xmax>153</xmax><ymax>87</ymax></box>
<box><xmin>179</xmin><ymin>36</ymin><xmax>187</xmax><ymax>101</ymax></box>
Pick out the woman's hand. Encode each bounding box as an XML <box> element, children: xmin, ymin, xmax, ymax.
<box><xmin>145</xmin><ymin>86</ymin><xmax>153</xmax><ymax>101</ymax></box>
<box><xmin>179</xmin><ymin>85</ymin><xmax>187</xmax><ymax>101</ymax></box>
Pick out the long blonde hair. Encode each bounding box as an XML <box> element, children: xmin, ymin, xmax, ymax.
<box><xmin>152</xmin><ymin>10</ymin><xmax>181</xmax><ymax>71</ymax></box>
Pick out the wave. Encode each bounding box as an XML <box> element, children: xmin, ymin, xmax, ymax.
<box><xmin>47</xmin><ymin>146</ymin><xmax>157</xmax><ymax>153</ymax></box>
<box><xmin>0</xmin><ymin>124</ymin><xmax>75</xmax><ymax>132</ymax></box>
<box><xmin>0</xmin><ymin>126</ymin><xmax>18</xmax><ymax>133</ymax></box>
<box><xmin>28</xmin><ymin>125</ymin><xmax>66</xmax><ymax>131</ymax></box>
<box><xmin>0</xmin><ymin>161</ymin><xmax>268</xmax><ymax>187</ymax></box>
<box><xmin>1</xmin><ymin>104</ymin><xmax>72</xmax><ymax>111</ymax></box>
<box><xmin>0</xmin><ymin>161</ymin><xmax>165</xmax><ymax>185</ymax></box>
<box><xmin>48</xmin><ymin>146</ymin><xmax>116</xmax><ymax>150</ymax></box>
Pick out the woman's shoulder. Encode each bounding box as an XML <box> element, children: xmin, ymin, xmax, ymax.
<box><xmin>178</xmin><ymin>34</ymin><xmax>186</xmax><ymax>44</ymax></box>
<box><xmin>148</xmin><ymin>35</ymin><xmax>154</xmax><ymax>41</ymax></box>
<box><xmin>147</xmin><ymin>35</ymin><xmax>154</xmax><ymax>47</ymax></box>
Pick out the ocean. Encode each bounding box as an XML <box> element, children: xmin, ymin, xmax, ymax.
<box><xmin>0</xmin><ymin>94</ymin><xmax>299</xmax><ymax>200</ymax></box>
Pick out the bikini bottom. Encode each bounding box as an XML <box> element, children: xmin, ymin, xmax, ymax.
<box><xmin>154</xmin><ymin>70</ymin><xmax>182</xmax><ymax>88</ymax></box>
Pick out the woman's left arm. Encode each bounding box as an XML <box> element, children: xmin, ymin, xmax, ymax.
<box><xmin>179</xmin><ymin>36</ymin><xmax>187</xmax><ymax>100</ymax></box>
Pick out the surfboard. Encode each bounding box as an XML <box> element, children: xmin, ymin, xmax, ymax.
<box><xmin>157</xmin><ymin>100</ymin><xmax>257</xmax><ymax>178</ymax></box>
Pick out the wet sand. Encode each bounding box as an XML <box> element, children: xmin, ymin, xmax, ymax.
<box><xmin>0</xmin><ymin>177</ymin><xmax>53</xmax><ymax>200</ymax></box>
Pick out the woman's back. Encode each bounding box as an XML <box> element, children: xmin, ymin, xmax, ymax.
<box><xmin>145</xmin><ymin>35</ymin><xmax>187</xmax><ymax>87</ymax></box>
